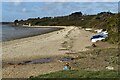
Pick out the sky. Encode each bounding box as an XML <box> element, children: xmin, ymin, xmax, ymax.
<box><xmin>2</xmin><ymin>2</ymin><xmax>118</xmax><ymax>22</ymax></box>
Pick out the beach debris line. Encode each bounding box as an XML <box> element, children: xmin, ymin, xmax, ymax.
<box><xmin>5</xmin><ymin>58</ymin><xmax>54</xmax><ymax>65</ymax></box>
<box><xmin>5</xmin><ymin>57</ymin><xmax>75</xmax><ymax>66</ymax></box>
<box><xmin>23</xmin><ymin>58</ymin><xmax>54</xmax><ymax>64</ymax></box>
<box><xmin>59</xmin><ymin>57</ymin><xmax>74</xmax><ymax>62</ymax></box>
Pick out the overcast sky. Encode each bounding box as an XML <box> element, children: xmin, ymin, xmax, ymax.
<box><xmin>2</xmin><ymin>2</ymin><xmax>118</xmax><ymax>22</ymax></box>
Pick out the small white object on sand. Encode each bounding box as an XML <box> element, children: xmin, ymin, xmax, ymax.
<box><xmin>85</xmin><ymin>28</ymin><xmax>92</xmax><ymax>31</ymax></box>
<box><xmin>106</xmin><ymin>66</ymin><xmax>114</xmax><ymax>70</ymax></box>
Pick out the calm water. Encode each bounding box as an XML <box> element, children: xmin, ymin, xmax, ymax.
<box><xmin>1</xmin><ymin>24</ymin><xmax>61</xmax><ymax>41</ymax></box>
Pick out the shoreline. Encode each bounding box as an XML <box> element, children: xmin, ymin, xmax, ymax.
<box><xmin>22</xmin><ymin>25</ymin><xmax>70</xmax><ymax>28</ymax></box>
<box><xmin>2</xmin><ymin>26</ymin><xmax>94</xmax><ymax>62</ymax></box>
<box><xmin>2</xmin><ymin>26</ymin><xmax>95</xmax><ymax>78</ymax></box>
<box><xmin>2</xmin><ymin>25</ymin><xmax>64</xmax><ymax>42</ymax></box>
<box><xmin>3</xmin><ymin>28</ymin><xmax>63</xmax><ymax>42</ymax></box>
<box><xmin>2</xmin><ymin>26</ymin><xmax>75</xmax><ymax>62</ymax></box>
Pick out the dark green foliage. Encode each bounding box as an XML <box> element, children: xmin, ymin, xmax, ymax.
<box><xmin>96</xmin><ymin>16</ymin><xmax>101</xmax><ymax>20</ymax></box>
<box><xmin>30</xmin><ymin>70</ymin><xmax>119</xmax><ymax>79</ymax></box>
<box><xmin>14</xmin><ymin>19</ymin><xmax>18</xmax><ymax>23</ymax></box>
<box><xmin>97</xmin><ymin>12</ymin><xmax>114</xmax><ymax>15</ymax></box>
<box><xmin>14</xmin><ymin>19</ymin><xmax>19</xmax><ymax>25</ymax></box>
<box><xmin>69</xmin><ymin>12</ymin><xmax>83</xmax><ymax>17</ymax></box>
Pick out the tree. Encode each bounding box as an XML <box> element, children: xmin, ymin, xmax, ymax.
<box><xmin>14</xmin><ymin>19</ymin><xmax>18</xmax><ymax>23</ymax></box>
<box><xmin>70</xmin><ymin>12</ymin><xmax>83</xmax><ymax>17</ymax></box>
<box><xmin>14</xmin><ymin>19</ymin><xmax>19</xmax><ymax>25</ymax></box>
<box><xmin>37</xmin><ymin>17</ymin><xmax>40</xmax><ymax>19</ymax></box>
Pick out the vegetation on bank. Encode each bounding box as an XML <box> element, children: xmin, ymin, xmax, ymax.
<box><xmin>30</xmin><ymin>70</ymin><xmax>119</xmax><ymax>79</ymax></box>
<box><xmin>14</xmin><ymin>11</ymin><xmax>120</xmax><ymax>44</ymax></box>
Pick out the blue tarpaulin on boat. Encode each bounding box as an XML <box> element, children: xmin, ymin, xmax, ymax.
<box><xmin>90</xmin><ymin>35</ymin><xmax>104</xmax><ymax>40</ymax></box>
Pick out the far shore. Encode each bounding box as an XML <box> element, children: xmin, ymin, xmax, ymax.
<box><xmin>22</xmin><ymin>25</ymin><xmax>70</xmax><ymax>28</ymax></box>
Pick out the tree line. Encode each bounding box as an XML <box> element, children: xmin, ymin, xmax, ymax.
<box><xmin>14</xmin><ymin>11</ymin><xmax>119</xmax><ymax>44</ymax></box>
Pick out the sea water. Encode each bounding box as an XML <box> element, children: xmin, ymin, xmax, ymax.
<box><xmin>1</xmin><ymin>24</ymin><xmax>61</xmax><ymax>41</ymax></box>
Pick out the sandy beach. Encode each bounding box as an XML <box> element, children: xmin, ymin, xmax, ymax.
<box><xmin>2</xmin><ymin>26</ymin><xmax>94</xmax><ymax>62</ymax></box>
<box><xmin>2</xmin><ymin>26</ymin><xmax>96</xmax><ymax>78</ymax></box>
